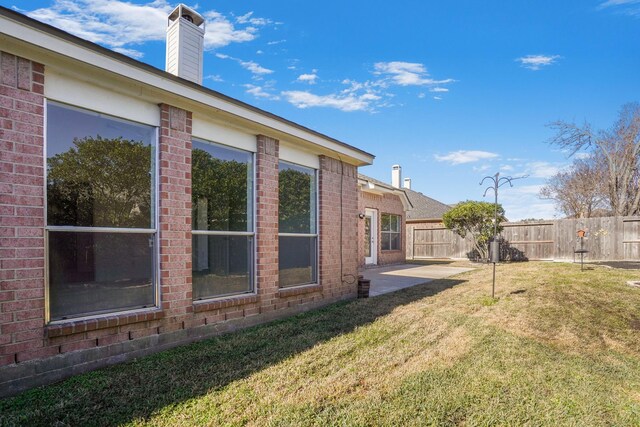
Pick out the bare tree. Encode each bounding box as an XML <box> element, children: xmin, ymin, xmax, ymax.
<box><xmin>548</xmin><ymin>103</ymin><xmax>640</xmax><ymax>216</ymax></box>
<box><xmin>540</xmin><ymin>158</ymin><xmax>609</xmax><ymax>218</ymax></box>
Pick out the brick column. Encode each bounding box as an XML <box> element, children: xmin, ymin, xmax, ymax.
<box><xmin>255</xmin><ymin>135</ymin><xmax>279</xmax><ymax>307</ymax></box>
<box><xmin>318</xmin><ymin>156</ymin><xmax>358</xmax><ymax>299</ymax></box>
<box><xmin>0</xmin><ymin>52</ymin><xmax>47</xmax><ymax>365</ymax></box>
<box><xmin>158</xmin><ymin>104</ymin><xmax>193</xmax><ymax>323</ymax></box>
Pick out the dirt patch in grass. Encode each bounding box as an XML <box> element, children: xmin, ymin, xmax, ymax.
<box><xmin>593</xmin><ymin>261</ymin><xmax>640</xmax><ymax>270</ymax></box>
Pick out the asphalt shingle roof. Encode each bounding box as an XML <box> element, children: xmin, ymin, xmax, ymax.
<box><xmin>404</xmin><ymin>189</ymin><xmax>452</xmax><ymax>220</ymax></box>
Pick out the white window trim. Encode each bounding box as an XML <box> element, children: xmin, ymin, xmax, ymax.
<box><xmin>381</xmin><ymin>213</ymin><xmax>402</xmax><ymax>251</ymax></box>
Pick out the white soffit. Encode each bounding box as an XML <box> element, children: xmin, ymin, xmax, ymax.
<box><xmin>192</xmin><ymin>114</ymin><xmax>256</xmax><ymax>153</ymax></box>
<box><xmin>45</xmin><ymin>69</ymin><xmax>159</xmax><ymax>126</ymax></box>
<box><xmin>0</xmin><ymin>12</ymin><xmax>374</xmax><ymax>166</ymax></box>
<box><xmin>279</xmin><ymin>141</ymin><xmax>320</xmax><ymax>169</ymax></box>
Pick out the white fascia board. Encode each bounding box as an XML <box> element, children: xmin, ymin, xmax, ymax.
<box><xmin>396</xmin><ymin>191</ymin><xmax>412</xmax><ymax>211</ymax></box>
<box><xmin>0</xmin><ymin>13</ymin><xmax>374</xmax><ymax>166</ymax></box>
<box><xmin>358</xmin><ymin>179</ymin><xmax>385</xmax><ymax>195</ymax></box>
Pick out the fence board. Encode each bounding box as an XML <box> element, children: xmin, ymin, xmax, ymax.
<box><xmin>411</xmin><ymin>216</ymin><xmax>640</xmax><ymax>262</ymax></box>
<box><xmin>623</xmin><ymin>218</ymin><xmax>640</xmax><ymax>261</ymax></box>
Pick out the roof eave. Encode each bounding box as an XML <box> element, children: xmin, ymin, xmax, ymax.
<box><xmin>0</xmin><ymin>7</ymin><xmax>374</xmax><ymax>166</ymax></box>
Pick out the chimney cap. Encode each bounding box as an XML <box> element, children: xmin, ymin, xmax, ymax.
<box><xmin>168</xmin><ymin>4</ymin><xmax>205</xmax><ymax>27</ymax></box>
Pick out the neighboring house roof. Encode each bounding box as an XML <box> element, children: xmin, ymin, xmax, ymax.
<box><xmin>358</xmin><ymin>174</ymin><xmax>413</xmax><ymax>210</ymax></box>
<box><xmin>0</xmin><ymin>6</ymin><xmax>374</xmax><ymax>167</ymax></box>
<box><xmin>404</xmin><ymin>189</ymin><xmax>451</xmax><ymax>221</ymax></box>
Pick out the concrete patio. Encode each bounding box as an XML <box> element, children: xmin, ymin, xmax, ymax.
<box><xmin>361</xmin><ymin>264</ymin><xmax>475</xmax><ymax>297</ymax></box>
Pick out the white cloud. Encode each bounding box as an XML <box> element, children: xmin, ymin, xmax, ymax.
<box><xmin>600</xmin><ymin>0</ymin><xmax>640</xmax><ymax>5</ymax></box>
<box><xmin>19</xmin><ymin>0</ymin><xmax>273</xmax><ymax>58</ymax></box>
<box><xmin>435</xmin><ymin>150</ymin><xmax>499</xmax><ymax>165</ymax></box>
<box><xmin>281</xmin><ymin>76</ymin><xmax>390</xmax><ymax>112</ymax></box>
<box><xmin>267</xmin><ymin>39</ymin><xmax>287</xmax><ymax>45</ymax></box>
<box><xmin>500</xmin><ymin>164</ymin><xmax>514</xmax><ymax>172</ymax></box>
<box><xmin>201</xmin><ymin>10</ymin><xmax>266</xmax><ymax>49</ymax></box>
<box><xmin>241</xmin><ymin>60</ymin><xmax>273</xmax><ymax>75</ymax></box>
<box><xmin>498</xmin><ymin>185</ymin><xmax>558</xmax><ymax>221</ymax></box>
<box><xmin>524</xmin><ymin>161</ymin><xmax>564</xmax><ymax>178</ymax></box>
<box><xmin>429</xmin><ymin>87</ymin><xmax>449</xmax><ymax>93</ymax></box>
<box><xmin>24</xmin><ymin>0</ymin><xmax>170</xmax><ymax>49</ymax></box>
<box><xmin>473</xmin><ymin>164</ymin><xmax>492</xmax><ymax>173</ymax></box>
<box><xmin>433</xmin><ymin>96</ymin><xmax>442</xmax><ymax>100</ymax></box>
<box><xmin>599</xmin><ymin>0</ymin><xmax>640</xmax><ymax>14</ymax></box>
<box><xmin>112</xmin><ymin>47</ymin><xmax>144</xmax><ymax>59</ymax></box>
<box><xmin>418</xmin><ymin>93</ymin><xmax>426</xmax><ymax>99</ymax></box>
<box><xmin>205</xmin><ymin>74</ymin><xmax>224</xmax><ymax>82</ymax></box>
<box><xmin>235</xmin><ymin>11</ymin><xmax>272</xmax><ymax>26</ymax></box>
<box><xmin>216</xmin><ymin>53</ymin><xmax>273</xmax><ymax>76</ymax></box>
<box><xmin>516</xmin><ymin>54</ymin><xmax>561</xmax><ymax>70</ymax></box>
<box><xmin>374</xmin><ymin>61</ymin><xmax>455</xmax><ymax>87</ymax></box>
<box><xmin>297</xmin><ymin>72</ymin><xmax>318</xmax><ymax>84</ymax></box>
<box><xmin>244</xmin><ymin>84</ymin><xmax>280</xmax><ymax>100</ymax></box>
<box><xmin>281</xmin><ymin>91</ymin><xmax>376</xmax><ymax>112</ymax></box>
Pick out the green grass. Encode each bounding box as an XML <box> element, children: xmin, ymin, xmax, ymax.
<box><xmin>2</xmin><ymin>262</ymin><xmax>640</xmax><ymax>426</ymax></box>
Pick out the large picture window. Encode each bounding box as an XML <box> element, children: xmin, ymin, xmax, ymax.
<box><xmin>278</xmin><ymin>161</ymin><xmax>317</xmax><ymax>287</ymax></box>
<box><xmin>46</xmin><ymin>102</ymin><xmax>157</xmax><ymax>321</ymax></box>
<box><xmin>191</xmin><ymin>140</ymin><xmax>254</xmax><ymax>300</ymax></box>
<box><xmin>381</xmin><ymin>213</ymin><xmax>401</xmax><ymax>251</ymax></box>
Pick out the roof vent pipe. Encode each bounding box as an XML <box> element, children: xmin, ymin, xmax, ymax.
<box><xmin>391</xmin><ymin>164</ymin><xmax>401</xmax><ymax>188</ymax></box>
<box><xmin>166</xmin><ymin>4</ymin><xmax>205</xmax><ymax>85</ymax></box>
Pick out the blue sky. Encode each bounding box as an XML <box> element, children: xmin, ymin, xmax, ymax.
<box><xmin>5</xmin><ymin>0</ymin><xmax>640</xmax><ymax>220</ymax></box>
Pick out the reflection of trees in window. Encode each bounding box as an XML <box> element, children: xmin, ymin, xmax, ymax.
<box><xmin>47</xmin><ymin>136</ymin><xmax>152</xmax><ymax>228</ymax></box>
<box><xmin>191</xmin><ymin>142</ymin><xmax>253</xmax><ymax>299</ymax></box>
<box><xmin>278</xmin><ymin>162</ymin><xmax>317</xmax><ymax>287</ymax></box>
<box><xmin>191</xmin><ymin>148</ymin><xmax>249</xmax><ymax>232</ymax></box>
<box><xmin>279</xmin><ymin>168</ymin><xmax>313</xmax><ymax>233</ymax></box>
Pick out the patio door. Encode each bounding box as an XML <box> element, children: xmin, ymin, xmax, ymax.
<box><xmin>364</xmin><ymin>208</ymin><xmax>377</xmax><ymax>265</ymax></box>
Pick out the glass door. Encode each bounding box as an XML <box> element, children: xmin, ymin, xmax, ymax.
<box><xmin>364</xmin><ymin>209</ymin><xmax>377</xmax><ymax>265</ymax></box>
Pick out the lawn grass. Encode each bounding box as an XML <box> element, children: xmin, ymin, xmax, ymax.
<box><xmin>1</xmin><ymin>261</ymin><xmax>640</xmax><ymax>426</ymax></box>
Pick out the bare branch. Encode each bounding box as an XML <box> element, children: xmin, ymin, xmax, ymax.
<box><xmin>547</xmin><ymin>120</ymin><xmax>594</xmax><ymax>156</ymax></box>
<box><xmin>544</xmin><ymin>103</ymin><xmax>640</xmax><ymax>217</ymax></box>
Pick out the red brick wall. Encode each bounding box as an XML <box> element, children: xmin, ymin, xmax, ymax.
<box><xmin>0</xmin><ymin>53</ymin><xmax>47</xmax><ymax>366</ymax></box>
<box><xmin>0</xmin><ymin>51</ymin><xmax>362</xmax><ymax>395</ymax></box>
<box><xmin>357</xmin><ymin>191</ymin><xmax>406</xmax><ymax>267</ymax></box>
<box><xmin>158</xmin><ymin>104</ymin><xmax>193</xmax><ymax>328</ymax></box>
<box><xmin>255</xmin><ymin>135</ymin><xmax>279</xmax><ymax>304</ymax></box>
<box><xmin>319</xmin><ymin>156</ymin><xmax>358</xmax><ymax>299</ymax></box>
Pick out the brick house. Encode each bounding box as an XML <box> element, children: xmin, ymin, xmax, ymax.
<box><xmin>357</xmin><ymin>171</ymin><xmax>411</xmax><ymax>267</ymax></box>
<box><xmin>0</xmin><ymin>5</ymin><xmax>374</xmax><ymax>396</ymax></box>
<box><xmin>358</xmin><ymin>165</ymin><xmax>451</xmax><ymax>266</ymax></box>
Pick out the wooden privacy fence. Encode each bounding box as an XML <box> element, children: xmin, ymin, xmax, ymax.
<box><xmin>409</xmin><ymin>216</ymin><xmax>640</xmax><ymax>262</ymax></box>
